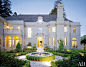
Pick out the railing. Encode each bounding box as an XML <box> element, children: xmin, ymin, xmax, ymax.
<box><xmin>4</xmin><ymin>29</ymin><xmax>22</xmax><ymax>34</ymax></box>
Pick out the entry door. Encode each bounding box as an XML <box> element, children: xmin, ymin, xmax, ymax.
<box><xmin>40</xmin><ymin>41</ymin><xmax>42</xmax><ymax>47</ymax></box>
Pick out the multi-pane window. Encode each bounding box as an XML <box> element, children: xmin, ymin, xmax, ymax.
<box><xmin>52</xmin><ymin>27</ymin><xmax>55</xmax><ymax>32</ymax></box>
<box><xmin>10</xmin><ymin>26</ymin><xmax>13</xmax><ymax>29</ymax></box>
<box><xmin>28</xmin><ymin>28</ymin><xmax>31</xmax><ymax>38</ymax></box>
<box><xmin>52</xmin><ymin>38</ymin><xmax>55</xmax><ymax>45</ymax></box>
<box><xmin>48</xmin><ymin>27</ymin><xmax>50</xmax><ymax>32</ymax></box>
<box><xmin>72</xmin><ymin>37</ymin><xmax>77</xmax><ymax>47</ymax></box>
<box><xmin>17</xmin><ymin>26</ymin><xmax>20</xmax><ymax>29</ymax></box>
<box><xmin>64</xmin><ymin>37</ymin><xmax>67</xmax><ymax>45</ymax></box>
<box><xmin>48</xmin><ymin>38</ymin><xmax>50</xmax><ymax>45</ymax></box>
<box><xmin>64</xmin><ymin>27</ymin><xmax>67</xmax><ymax>32</ymax></box>
<box><xmin>39</xmin><ymin>28</ymin><xmax>42</xmax><ymax>33</ymax></box>
<box><xmin>73</xmin><ymin>28</ymin><xmax>76</xmax><ymax>33</ymax></box>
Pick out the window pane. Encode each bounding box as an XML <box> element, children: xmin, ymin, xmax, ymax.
<box><xmin>48</xmin><ymin>38</ymin><xmax>50</xmax><ymax>45</ymax></box>
<box><xmin>28</xmin><ymin>28</ymin><xmax>31</xmax><ymax>38</ymax></box>
<box><xmin>64</xmin><ymin>37</ymin><xmax>67</xmax><ymax>45</ymax></box>
<box><xmin>73</xmin><ymin>28</ymin><xmax>76</xmax><ymax>33</ymax></box>
<box><xmin>52</xmin><ymin>27</ymin><xmax>55</xmax><ymax>32</ymax></box>
<box><xmin>64</xmin><ymin>27</ymin><xmax>67</xmax><ymax>32</ymax></box>
<box><xmin>17</xmin><ymin>26</ymin><xmax>20</xmax><ymax>29</ymax></box>
<box><xmin>53</xmin><ymin>38</ymin><xmax>55</xmax><ymax>45</ymax></box>
<box><xmin>10</xmin><ymin>26</ymin><xmax>13</xmax><ymax>29</ymax></box>
<box><xmin>48</xmin><ymin>27</ymin><xmax>50</xmax><ymax>32</ymax></box>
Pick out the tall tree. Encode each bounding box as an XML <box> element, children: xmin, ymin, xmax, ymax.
<box><xmin>81</xmin><ymin>35</ymin><xmax>86</xmax><ymax>50</ymax></box>
<box><xmin>49</xmin><ymin>0</ymin><xmax>66</xmax><ymax>18</ymax></box>
<box><xmin>0</xmin><ymin>0</ymin><xmax>12</xmax><ymax>17</ymax></box>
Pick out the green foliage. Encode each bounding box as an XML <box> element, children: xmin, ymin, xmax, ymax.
<box><xmin>44</xmin><ymin>44</ymin><xmax>47</xmax><ymax>46</ymax></box>
<box><xmin>16</xmin><ymin>42</ymin><xmax>22</xmax><ymax>52</ymax></box>
<box><xmin>13</xmin><ymin>12</ymin><xmax>17</xmax><ymax>16</ymax></box>
<box><xmin>49</xmin><ymin>0</ymin><xmax>66</xmax><ymax>18</ymax></box>
<box><xmin>57</xmin><ymin>39</ymin><xmax>64</xmax><ymax>50</ymax></box>
<box><xmin>26</xmin><ymin>54</ymin><xmax>55</xmax><ymax>61</ymax></box>
<box><xmin>0</xmin><ymin>0</ymin><xmax>12</xmax><ymax>17</ymax></box>
<box><xmin>81</xmin><ymin>35</ymin><xmax>86</xmax><ymax>50</ymax></box>
<box><xmin>54</xmin><ymin>54</ymin><xmax>86</xmax><ymax>67</ymax></box>
<box><xmin>27</xmin><ymin>42</ymin><xmax>31</xmax><ymax>46</ymax></box>
<box><xmin>0</xmin><ymin>53</ymin><xmax>30</xmax><ymax>67</ymax></box>
<box><xmin>51</xmin><ymin>61</ymin><xmax>57</xmax><ymax>67</ymax></box>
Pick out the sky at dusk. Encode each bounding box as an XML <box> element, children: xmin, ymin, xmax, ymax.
<box><xmin>10</xmin><ymin>0</ymin><xmax>86</xmax><ymax>36</ymax></box>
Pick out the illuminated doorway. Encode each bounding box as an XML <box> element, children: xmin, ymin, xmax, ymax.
<box><xmin>5</xmin><ymin>36</ymin><xmax>11</xmax><ymax>49</ymax></box>
<box><xmin>37</xmin><ymin>37</ymin><xmax>43</xmax><ymax>48</ymax></box>
<box><xmin>13</xmin><ymin>36</ymin><xmax>19</xmax><ymax>47</ymax></box>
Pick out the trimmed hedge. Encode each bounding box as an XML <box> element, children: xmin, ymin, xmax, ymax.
<box><xmin>26</xmin><ymin>54</ymin><xmax>55</xmax><ymax>61</ymax></box>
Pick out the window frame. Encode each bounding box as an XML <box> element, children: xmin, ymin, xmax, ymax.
<box><xmin>52</xmin><ymin>27</ymin><xmax>56</xmax><ymax>32</ymax></box>
<box><xmin>64</xmin><ymin>26</ymin><xmax>67</xmax><ymax>32</ymax></box>
<box><xmin>52</xmin><ymin>37</ymin><xmax>55</xmax><ymax>45</ymax></box>
<box><xmin>28</xmin><ymin>28</ymin><xmax>32</xmax><ymax>38</ymax></box>
<box><xmin>73</xmin><ymin>27</ymin><xmax>76</xmax><ymax>33</ymax></box>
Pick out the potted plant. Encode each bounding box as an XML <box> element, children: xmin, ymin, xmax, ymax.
<box><xmin>27</xmin><ymin>42</ymin><xmax>31</xmax><ymax>48</ymax></box>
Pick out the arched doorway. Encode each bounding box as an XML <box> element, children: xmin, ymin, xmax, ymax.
<box><xmin>13</xmin><ymin>36</ymin><xmax>19</xmax><ymax>48</ymax></box>
<box><xmin>72</xmin><ymin>37</ymin><xmax>77</xmax><ymax>47</ymax></box>
<box><xmin>5</xmin><ymin>36</ymin><xmax>11</xmax><ymax>49</ymax></box>
<box><xmin>37</xmin><ymin>37</ymin><xmax>43</xmax><ymax>48</ymax></box>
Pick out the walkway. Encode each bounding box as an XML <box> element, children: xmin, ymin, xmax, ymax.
<box><xmin>15</xmin><ymin>55</ymin><xmax>66</xmax><ymax>67</ymax></box>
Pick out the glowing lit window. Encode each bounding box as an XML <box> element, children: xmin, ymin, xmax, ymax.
<box><xmin>64</xmin><ymin>27</ymin><xmax>67</xmax><ymax>32</ymax></box>
<box><xmin>64</xmin><ymin>37</ymin><xmax>67</xmax><ymax>45</ymax></box>
<box><xmin>73</xmin><ymin>28</ymin><xmax>76</xmax><ymax>33</ymax></box>
<box><xmin>72</xmin><ymin>37</ymin><xmax>77</xmax><ymax>47</ymax></box>
<box><xmin>52</xmin><ymin>27</ymin><xmax>55</xmax><ymax>32</ymax></box>
<box><xmin>52</xmin><ymin>38</ymin><xmax>55</xmax><ymax>45</ymax></box>
<box><xmin>39</xmin><ymin>28</ymin><xmax>42</xmax><ymax>33</ymax></box>
<box><xmin>7</xmin><ymin>26</ymin><xmax>9</xmax><ymax>29</ymax></box>
<box><xmin>17</xmin><ymin>26</ymin><xmax>20</xmax><ymax>29</ymax></box>
<box><xmin>10</xmin><ymin>26</ymin><xmax>13</xmax><ymax>29</ymax></box>
<box><xmin>48</xmin><ymin>38</ymin><xmax>50</xmax><ymax>45</ymax></box>
<box><xmin>48</xmin><ymin>27</ymin><xmax>50</xmax><ymax>32</ymax></box>
<box><xmin>28</xmin><ymin>28</ymin><xmax>31</xmax><ymax>38</ymax></box>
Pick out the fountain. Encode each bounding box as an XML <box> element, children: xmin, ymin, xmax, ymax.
<box><xmin>28</xmin><ymin>48</ymin><xmax>53</xmax><ymax>57</ymax></box>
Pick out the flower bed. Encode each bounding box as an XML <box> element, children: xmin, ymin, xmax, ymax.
<box><xmin>26</xmin><ymin>54</ymin><xmax>55</xmax><ymax>61</ymax></box>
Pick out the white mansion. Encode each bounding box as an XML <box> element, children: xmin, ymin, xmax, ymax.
<box><xmin>0</xmin><ymin>3</ymin><xmax>83</xmax><ymax>51</ymax></box>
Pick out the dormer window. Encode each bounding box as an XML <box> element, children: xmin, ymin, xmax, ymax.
<box><xmin>38</xmin><ymin>16</ymin><xmax>43</xmax><ymax>23</ymax></box>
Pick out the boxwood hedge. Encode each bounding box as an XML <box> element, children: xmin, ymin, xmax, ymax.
<box><xmin>26</xmin><ymin>54</ymin><xmax>55</xmax><ymax>61</ymax></box>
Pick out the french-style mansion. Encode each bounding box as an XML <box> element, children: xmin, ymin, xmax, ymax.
<box><xmin>0</xmin><ymin>3</ymin><xmax>83</xmax><ymax>51</ymax></box>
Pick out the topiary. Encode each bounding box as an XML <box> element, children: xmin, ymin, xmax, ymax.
<box><xmin>16</xmin><ymin>42</ymin><xmax>22</xmax><ymax>52</ymax></box>
<box><xmin>57</xmin><ymin>39</ymin><xmax>65</xmax><ymax>50</ymax></box>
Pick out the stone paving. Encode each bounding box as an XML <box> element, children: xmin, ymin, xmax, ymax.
<box><xmin>15</xmin><ymin>55</ymin><xmax>67</xmax><ymax>67</ymax></box>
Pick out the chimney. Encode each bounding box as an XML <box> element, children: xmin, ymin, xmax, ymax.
<box><xmin>57</xmin><ymin>2</ymin><xmax>64</xmax><ymax>19</ymax></box>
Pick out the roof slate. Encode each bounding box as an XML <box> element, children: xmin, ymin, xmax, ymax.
<box><xmin>5</xmin><ymin>15</ymin><xmax>72</xmax><ymax>22</ymax></box>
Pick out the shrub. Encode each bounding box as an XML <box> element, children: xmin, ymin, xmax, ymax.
<box><xmin>51</xmin><ymin>61</ymin><xmax>57</xmax><ymax>67</ymax></box>
<box><xmin>0</xmin><ymin>54</ymin><xmax>30</xmax><ymax>67</ymax></box>
<box><xmin>54</xmin><ymin>54</ymin><xmax>86</xmax><ymax>67</ymax></box>
<box><xmin>16</xmin><ymin>42</ymin><xmax>22</xmax><ymax>52</ymax></box>
<box><xmin>26</xmin><ymin>54</ymin><xmax>55</xmax><ymax>61</ymax></box>
<box><xmin>57</xmin><ymin>39</ymin><xmax>64</xmax><ymax>50</ymax></box>
<box><xmin>27</xmin><ymin>42</ymin><xmax>31</xmax><ymax>46</ymax></box>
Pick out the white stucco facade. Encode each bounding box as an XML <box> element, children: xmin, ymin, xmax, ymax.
<box><xmin>0</xmin><ymin>3</ymin><xmax>83</xmax><ymax>51</ymax></box>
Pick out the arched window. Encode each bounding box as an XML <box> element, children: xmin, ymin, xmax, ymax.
<box><xmin>72</xmin><ymin>37</ymin><xmax>77</xmax><ymax>47</ymax></box>
<box><xmin>5</xmin><ymin>36</ymin><xmax>11</xmax><ymax>49</ymax></box>
<box><xmin>13</xmin><ymin>36</ymin><xmax>19</xmax><ymax>47</ymax></box>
